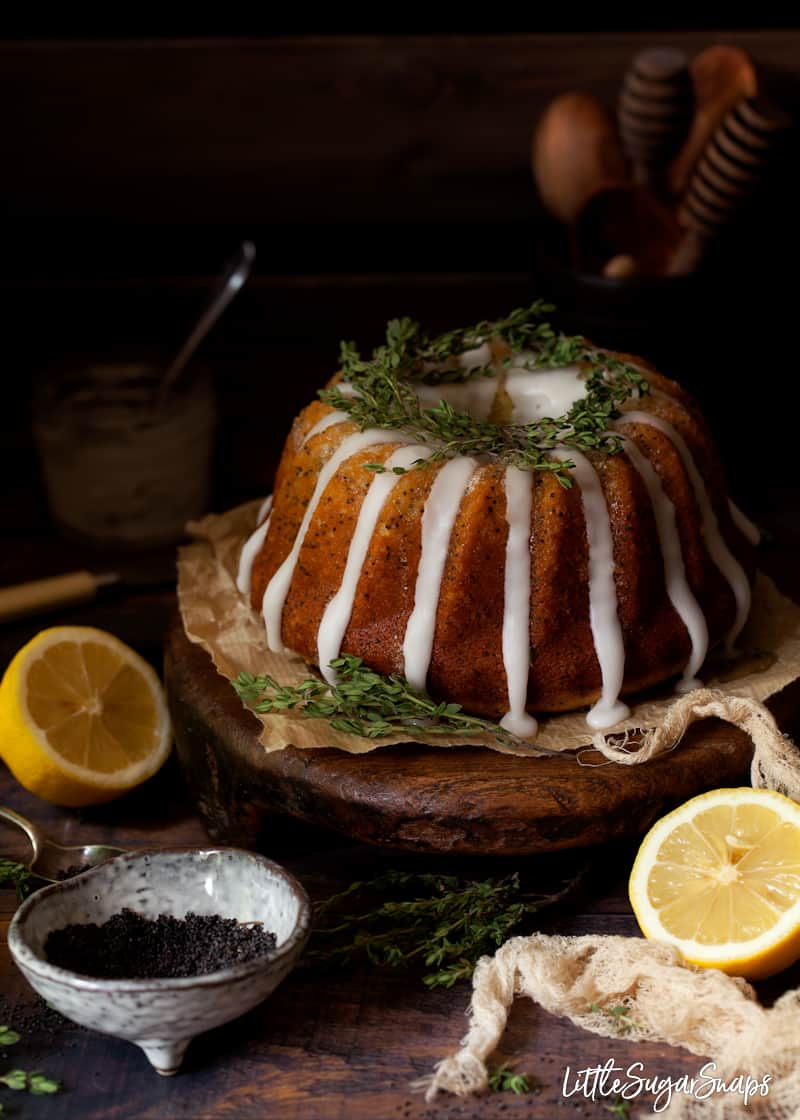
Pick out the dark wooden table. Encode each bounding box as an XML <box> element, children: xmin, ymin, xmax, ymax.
<box><xmin>0</xmin><ymin>767</ymin><xmax>754</xmax><ymax>1120</ymax></box>
<box><xmin>2</xmin><ymin>516</ymin><xmax>800</xmax><ymax>1120</ymax></box>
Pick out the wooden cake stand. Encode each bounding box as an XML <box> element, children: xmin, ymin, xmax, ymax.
<box><xmin>164</xmin><ymin>615</ymin><xmax>800</xmax><ymax>855</ymax></box>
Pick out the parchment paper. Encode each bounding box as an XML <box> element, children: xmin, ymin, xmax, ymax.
<box><xmin>178</xmin><ymin>501</ymin><xmax>800</xmax><ymax>759</ymax></box>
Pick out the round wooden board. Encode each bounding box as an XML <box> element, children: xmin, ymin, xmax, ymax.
<box><xmin>164</xmin><ymin>615</ymin><xmax>798</xmax><ymax>856</ymax></box>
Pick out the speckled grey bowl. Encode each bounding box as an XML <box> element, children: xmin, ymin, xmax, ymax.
<box><xmin>8</xmin><ymin>848</ymin><xmax>310</xmax><ymax>1075</ymax></box>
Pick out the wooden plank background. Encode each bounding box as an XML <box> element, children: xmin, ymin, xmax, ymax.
<box><xmin>3</xmin><ymin>32</ymin><xmax>799</xmax><ymax>230</ymax></box>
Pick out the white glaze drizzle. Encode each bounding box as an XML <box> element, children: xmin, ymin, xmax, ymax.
<box><xmin>458</xmin><ymin>341</ymin><xmax>493</xmax><ymax>370</ymax></box>
<box><xmin>261</xmin><ymin>428</ymin><xmax>399</xmax><ymax>652</ymax></box>
<box><xmin>236</xmin><ymin>498</ymin><xmax>273</xmax><ymax>597</ymax></box>
<box><xmin>728</xmin><ymin>498</ymin><xmax>761</xmax><ymax>546</ymax></box>
<box><xmin>551</xmin><ymin>446</ymin><xmax>630</xmax><ymax>730</ymax></box>
<box><xmin>256</xmin><ymin>494</ymin><xmax>273</xmax><ymax>525</ymax></box>
<box><xmin>504</xmin><ymin>363</ymin><xmax>587</xmax><ymax>423</ymax></box>
<box><xmin>332</xmin><ymin>382</ymin><xmax>358</xmax><ymax>398</ymax></box>
<box><xmin>402</xmin><ymin>456</ymin><xmax>477</xmax><ymax>692</ymax></box>
<box><xmin>238</xmin><ymin>410</ymin><xmax>348</xmax><ymax>599</ymax></box>
<box><xmin>624</xmin><ymin>411</ymin><xmax>750</xmax><ymax>650</ymax></box>
<box><xmin>317</xmin><ymin>444</ymin><xmax>431</xmax><ymax>684</ymax></box>
<box><xmin>616</xmin><ymin>427</ymin><xmax>708</xmax><ymax>691</ymax></box>
<box><xmin>412</xmin><ymin>361</ymin><xmax>589</xmax><ymax>428</ymax></box>
<box><xmin>414</xmin><ymin>377</ymin><xmax>498</xmax><ymax>421</ymax></box>
<box><xmin>499</xmin><ymin>466</ymin><xmax>538</xmax><ymax>738</ymax></box>
<box><xmin>300</xmin><ymin>409</ymin><xmax>350</xmax><ymax>447</ymax></box>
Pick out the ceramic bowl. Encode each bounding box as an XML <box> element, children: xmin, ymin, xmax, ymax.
<box><xmin>8</xmin><ymin>848</ymin><xmax>311</xmax><ymax>1075</ymax></box>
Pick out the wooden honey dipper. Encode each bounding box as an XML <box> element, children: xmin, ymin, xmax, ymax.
<box><xmin>618</xmin><ymin>47</ymin><xmax>694</xmax><ymax>191</ymax></box>
<box><xmin>668</xmin><ymin>95</ymin><xmax>791</xmax><ymax>275</ymax></box>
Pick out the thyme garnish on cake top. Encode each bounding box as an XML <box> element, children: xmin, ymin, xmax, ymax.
<box><xmin>237</xmin><ymin>301</ymin><xmax>756</xmax><ymax>742</ymax></box>
<box><xmin>320</xmin><ymin>301</ymin><xmax>650</xmax><ymax>487</ymax></box>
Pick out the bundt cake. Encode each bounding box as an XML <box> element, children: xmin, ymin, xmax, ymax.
<box><xmin>236</xmin><ymin>303</ymin><xmax>758</xmax><ymax>741</ymax></box>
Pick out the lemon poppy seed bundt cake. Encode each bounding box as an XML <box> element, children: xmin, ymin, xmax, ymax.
<box><xmin>236</xmin><ymin>303</ymin><xmax>757</xmax><ymax>742</ymax></box>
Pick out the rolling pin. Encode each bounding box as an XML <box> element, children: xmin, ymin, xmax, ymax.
<box><xmin>0</xmin><ymin>572</ymin><xmax>120</xmax><ymax>623</ymax></box>
<box><xmin>668</xmin><ymin>96</ymin><xmax>791</xmax><ymax>275</ymax></box>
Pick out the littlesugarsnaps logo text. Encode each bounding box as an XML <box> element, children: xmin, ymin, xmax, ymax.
<box><xmin>561</xmin><ymin>1059</ymin><xmax>771</xmax><ymax>1113</ymax></box>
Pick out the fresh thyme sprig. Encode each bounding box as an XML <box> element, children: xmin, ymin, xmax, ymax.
<box><xmin>233</xmin><ymin>655</ymin><xmax>532</xmax><ymax>751</ymax></box>
<box><xmin>589</xmin><ymin>1002</ymin><xmax>640</xmax><ymax>1036</ymax></box>
<box><xmin>488</xmin><ymin>1063</ymin><xmax>536</xmax><ymax>1095</ymax></box>
<box><xmin>606</xmin><ymin>1095</ymin><xmax>633</xmax><ymax>1119</ymax></box>
<box><xmin>303</xmin><ymin>867</ymin><xmax>586</xmax><ymax>988</ymax></box>
<box><xmin>0</xmin><ymin>1025</ymin><xmax>61</xmax><ymax>1107</ymax></box>
<box><xmin>0</xmin><ymin>1069</ymin><xmax>60</xmax><ymax>1095</ymax></box>
<box><xmin>321</xmin><ymin>303</ymin><xmax>649</xmax><ymax>487</ymax></box>
<box><xmin>0</xmin><ymin>860</ymin><xmax>31</xmax><ymax>902</ymax></box>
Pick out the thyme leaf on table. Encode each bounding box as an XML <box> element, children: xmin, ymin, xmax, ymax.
<box><xmin>0</xmin><ymin>1024</ymin><xmax>61</xmax><ymax>1105</ymax></box>
<box><xmin>0</xmin><ymin>1069</ymin><xmax>60</xmax><ymax>1095</ymax></box>
<box><xmin>303</xmin><ymin>867</ymin><xmax>586</xmax><ymax>988</ymax></box>
<box><xmin>488</xmin><ymin>1062</ymin><xmax>537</xmax><ymax>1094</ymax></box>
<box><xmin>606</xmin><ymin>1095</ymin><xmax>632</xmax><ymax>1119</ymax></box>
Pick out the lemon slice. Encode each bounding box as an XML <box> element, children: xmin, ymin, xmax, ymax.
<box><xmin>0</xmin><ymin>626</ymin><xmax>171</xmax><ymax>807</ymax></box>
<box><xmin>629</xmin><ymin>787</ymin><xmax>800</xmax><ymax>979</ymax></box>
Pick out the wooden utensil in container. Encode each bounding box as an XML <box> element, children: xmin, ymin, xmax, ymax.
<box><xmin>668</xmin><ymin>96</ymin><xmax>791</xmax><ymax>275</ymax></box>
<box><xmin>670</xmin><ymin>45</ymin><xmax>758</xmax><ymax>196</ymax></box>
<box><xmin>532</xmin><ymin>92</ymin><xmax>629</xmax><ymax>225</ymax></box>
<box><xmin>618</xmin><ymin>47</ymin><xmax>694</xmax><ymax>193</ymax></box>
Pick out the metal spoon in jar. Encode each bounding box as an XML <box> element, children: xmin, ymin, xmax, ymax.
<box><xmin>0</xmin><ymin>806</ymin><xmax>128</xmax><ymax>884</ymax></box>
<box><xmin>156</xmin><ymin>239</ymin><xmax>256</xmax><ymax>406</ymax></box>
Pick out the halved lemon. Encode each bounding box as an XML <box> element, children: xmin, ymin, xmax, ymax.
<box><xmin>0</xmin><ymin>626</ymin><xmax>171</xmax><ymax>807</ymax></box>
<box><xmin>629</xmin><ymin>787</ymin><xmax>800</xmax><ymax>980</ymax></box>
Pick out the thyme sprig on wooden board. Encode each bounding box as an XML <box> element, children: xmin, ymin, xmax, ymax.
<box><xmin>303</xmin><ymin>866</ymin><xmax>587</xmax><ymax>989</ymax></box>
<box><xmin>233</xmin><ymin>655</ymin><xmax>537</xmax><ymax>751</ymax></box>
<box><xmin>320</xmin><ymin>302</ymin><xmax>649</xmax><ymax>487</ymax></box>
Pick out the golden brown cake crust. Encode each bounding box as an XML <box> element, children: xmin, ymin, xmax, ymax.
<box><xmin>249</xmin><ymin>361</ymin><xmax>755</xmax><ymax>721</ymax></box>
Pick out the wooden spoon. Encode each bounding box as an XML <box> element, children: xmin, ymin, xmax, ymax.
<box><xmin>668</xmin><ymin>96</ymin><xmax>791</xmax><ymax>275</ymax></box>
<box><xmin>532</xmin><ymin>92</ymin><xmax>629</xmax><ymax>225</ymax></box>
<box><xmin>618</xmin><ymin>47</ymin><xmax>693</xmax><ymax>193</ymax></box>
<box><xmin>669</xmin><ymin>45</ymin><xmax>758</xmax><ymax>196</ymax></box>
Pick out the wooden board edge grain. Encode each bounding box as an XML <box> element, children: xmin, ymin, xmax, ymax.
<box><xmin>164</xmin><ymin>613</ymin><xmax>799</xmax><ymax>856</ymax></box>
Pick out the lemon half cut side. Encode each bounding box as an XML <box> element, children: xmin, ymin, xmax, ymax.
<box><xmin>629</xmin><ymin>787</ymin><xmax>800</xmax><ymax>980</ymax></box>
<box><xmin>0</xmin><ymin>626</ymin><xmax>172</xmax><ymax>807</ymax></box>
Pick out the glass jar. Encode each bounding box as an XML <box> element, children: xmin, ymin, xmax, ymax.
<box><xmin>33</xmin><ymin>362</ymin><xmax>216</xmax><ymax>549</ymax></box>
